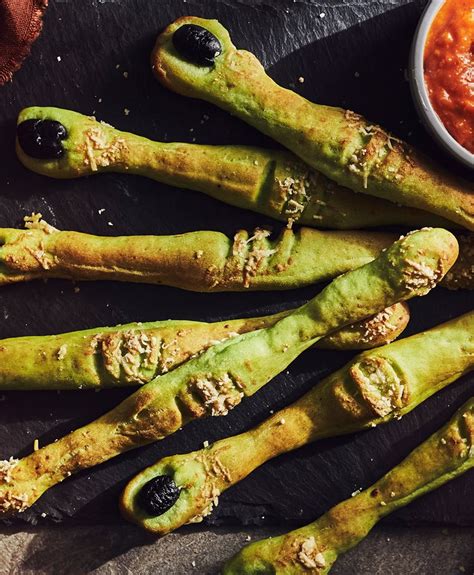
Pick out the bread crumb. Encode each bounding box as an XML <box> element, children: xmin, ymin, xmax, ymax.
<box><xmin>124</xmin><ymin>108</ymin><xmax>130</xmax><ymax>116</ymax></box>
<box><xmin>33</xmin><ymin>439</ymin><xmax>39</xmax><ymax>452</ymax></box>
<box><xmin>123</xmin><ymin>71</ymin><xmax>128</xmax><ymax>79</ymax></box>
<box><xmin>57</xmin><ymin>345</ymin><xmax>67</xmax><ymax>360</ymax></box>
<box><xmin>298</xmin><ymin>76</ymin><xmax>305</xmax><ymax>84</ymax></box>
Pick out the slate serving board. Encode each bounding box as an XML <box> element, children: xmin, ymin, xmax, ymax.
<box><xmin>0</xmin><ymin>0</ymin><xmax>472</xmax><ymax>529</ymax></box>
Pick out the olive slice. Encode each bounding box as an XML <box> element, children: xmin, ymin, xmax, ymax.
<box><xmin>17</xmin><ymin>119</ymin><xmax>67</xmax><ymax>159</ymax></box>
<box><xmin>172</xmin><ymin>24</ymin><xmax>222</xmax><ymax>66</ymax></box>
<box><xmin>137</xmin><ymin>475</ymin><xmax>181</xmax><ymax>516</ymax></box>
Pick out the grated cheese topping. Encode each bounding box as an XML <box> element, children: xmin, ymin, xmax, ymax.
<box><xmin>360</xmin><ymin>306</ymin><xmax>399</xmax><ymax>344</ymax></box>
<box><xmin>403</xmin><ymin>258</ymin><xmax>442</xmax><ymax>295</ymax></box>
<box><xmin>57</xmin><ymin>345</ymin><xmax>68</xmax><ymax>361</ymax></box>
<box><xmin>297</xmin><ymin>536</ymin><xmax>326</xmax><ymax>570</ymax></box>
<box><xmin>93</xmin><ymin>330</ymin><xmax>163</xmax><ymax>383</ymax></box>
<box><xmin>231</xmin><ymin>228</ymin><xmax>278</xmax><ymax>288</ymax></box>
<box><xmin>193</xmin><ymin>373</ymin><xmax>244</xmax><ymax>416</ymax></box>
<box><xmin>0</xmin><ymin>457</ymin><xmax>19</xmax><ymax>484</ymax></box>
<box><xmin>0</xmin><ymin>491</ymin><xmax>29</xmax><ymax>513</ymax></box>
<box><xmin>24</xmin><ymin>213</ymin><xmax>57</xmax><ymax>235</ymax></box>
<box><xmin>83</xmin><ymin>127</ymin><xmax>128</xmax><ymax>171</ymax></box>
<box><xmin>276</xmin><ymin>175</ymin><xmax>312</xmax><ymax>225</ymax></box>
<box><xmin>352</xmin><ymin>356</ymin><xmax>406</xmax><ymax>418</ymax></box>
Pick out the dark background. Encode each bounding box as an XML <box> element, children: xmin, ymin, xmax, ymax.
<box><xmin>0</xmin><ymin>0</ymin><xmax>472</xmax><ymax>530</ymax></box>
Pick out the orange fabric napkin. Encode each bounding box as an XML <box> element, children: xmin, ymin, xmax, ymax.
<box><xmin>0</xmin><ymin>0</ymin><xmax>48</xmax><ymax>85</ymax></box>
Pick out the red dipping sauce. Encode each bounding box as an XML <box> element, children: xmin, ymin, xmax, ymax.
<box><xmin>424</xmin><ymin>0</ymin><xmax>474</xmax><ymax>154</ymax></box>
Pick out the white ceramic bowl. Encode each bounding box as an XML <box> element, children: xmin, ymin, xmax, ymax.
<box><xmin>410</xmin><ymin>0</ymin><xmax>474</xmax><ymax>169</ymax></box>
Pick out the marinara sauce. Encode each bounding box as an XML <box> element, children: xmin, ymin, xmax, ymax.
<box><xmin>424</xmin><ymin>0</ymin><xmax>474</xmax><ymax>153</ymax></box>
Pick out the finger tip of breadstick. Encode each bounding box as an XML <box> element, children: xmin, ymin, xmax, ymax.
<box><xmin>389</xmin><ymin>228</ymin><xmax>459</xmax><ymax>297</ymax></box>
<box><xmin>151</xmin><ymin>16</ymin><xmax>233</xmax><ymax>90</ymax></box>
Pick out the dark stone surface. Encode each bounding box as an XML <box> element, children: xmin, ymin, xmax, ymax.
<box><xmin>0</xmin><ymin>0</ymin><xmax>472</xmax><ymax>534</ymax></box>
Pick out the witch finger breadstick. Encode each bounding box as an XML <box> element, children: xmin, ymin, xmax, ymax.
<box><xmin>120</xmin><ymin>311</ymin><xmax>474</xmax><ymax>534</ymax></box>
<box><xmin>0</xmin><ymin>228</ymin><xmax>456</xmax><ymax>515</ymax></box>
<box><xmin>0</xmin><ymin>215</ymin><xmax>471</xmax><ymax>290</ymax></box>
<box><xmin>151</xmin><ymin>17</ymin><xmax>474</xmax><ymax>230</ymax></box>
<box><xmin>15</xmin><ymin>107</ymin><xmax>454</xmax><ymax>230</ymax></box>
<box><xmin>224</xmin><ymin>398</ymin><xmax>474</xmax><ymax>574</ymax></box>
<box><xmin>0</xmin><ymin>303</ymin><xmax>409</xmax><ymax>391</ymax></box>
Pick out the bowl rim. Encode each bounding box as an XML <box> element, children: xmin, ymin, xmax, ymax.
<box><xmin>409</xmin><ymin>0</ymin><xmax>474</xmax><ymax>168</ymax></box>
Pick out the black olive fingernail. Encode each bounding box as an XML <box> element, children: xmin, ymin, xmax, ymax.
<box><xmin>17</xmin><ymin>119</ymin><xmax>68</xmax><ymax>159</ymax></box>
<box><xmin>172</xmin><ymin>24</ymin><xmax>222</xmax><ymax>66</ymax></box>
<box><xmin>137</xmin><ymin>475</ymin><xmax>181</xmax><ymax>516</ymax></box>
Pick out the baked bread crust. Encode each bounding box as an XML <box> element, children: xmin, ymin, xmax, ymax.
<box><xmin>0</xmin><ymin>303</ymin><xmax>409</xmax><ymax>390</ymax></box>
<box><xmin>16</xmin><ymin>106</ymin><xmax>455</xmax><ymax>230</ymax></box>
<box><xmin>223</xmin><ymin>397</ymin><xmax>474</xmax><ymax>574</ymax></box>
<box><xmin>0</xmin><ymin>215</ymin><xmax>471</xmax><ymax>290</ymax></box>
<box><xmin>120</xmin><ymin>311</ymin><xmax>474</xmax><ymax>535</ymax></box>
<box><xmin>152</xmin><ymin>17</ymin><xmax>474</xmax><ymax>230</ymax></box>
<box><xmin>0</xmin><ymin>228</ymin><xmax>457</xmax><ymax>516</ymax></box>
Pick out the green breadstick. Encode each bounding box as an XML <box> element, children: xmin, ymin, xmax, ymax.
<box><xmin>0</xmin><ymin>303</ymin><xmax>409</xmax><ymax>391</ymax></box>
<box><xmin>0</xmin><ymin>215</ymin><xmax>471</xmax><ymax>290</ymax></box>
<box><xmin>0</xmin><ymin>228</ymin><xmax>456</xmax><ymax>515</ymax></box>
<box><xmin>0</xmin><ymin>215</ymin><xmax>398</xmax><ymax>290</ymax></box>
<box><xmin>223</xmin><ymin>398</ymin><xmax>474</xmax><ymax>574</ymax></box>
<box><xmin>15</xmin><ymin>107</ymin><xmax>454</xmax><ymax>231</ymax></box>
<box><xmin>120</xmin><ymin>311</ymin><xmax>474</xmax><ymax>534</ymax></box>
<box><xmin>442</xmin><ymin>233</ymin><xmax>474</xmax><ymax>290</ymax></box>
<box><xmin>152</xmin><ymin>17</ymin><xmax>474</xmax><ymax>231</ymax></box>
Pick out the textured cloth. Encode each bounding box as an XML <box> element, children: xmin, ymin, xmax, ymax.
<box><xmin>0</xmin><ymin>0</ymin><xmax>48</xmax><ymax>85</ymax></box>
